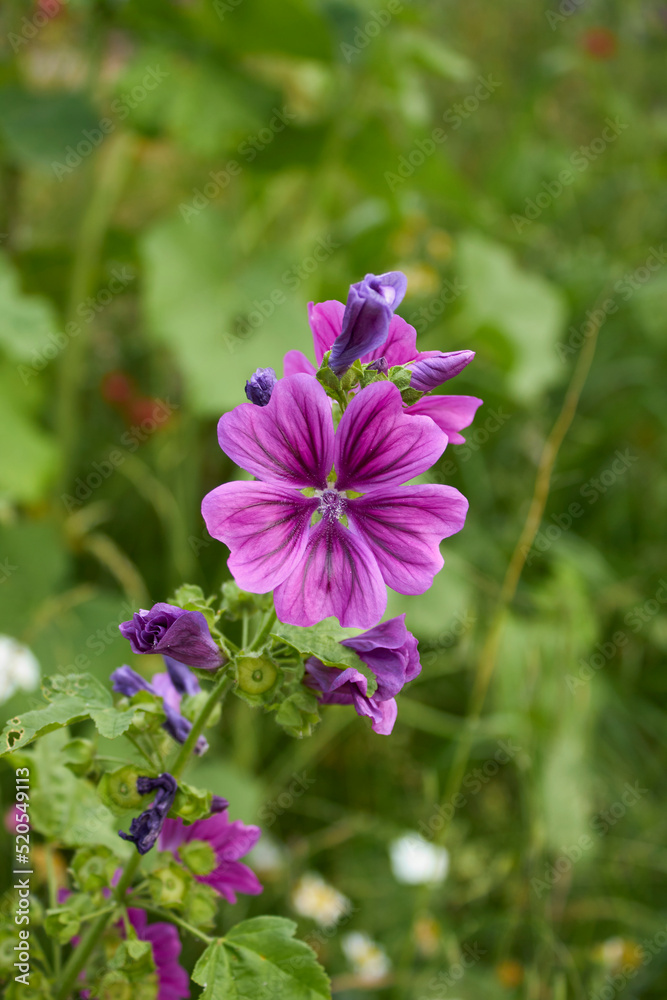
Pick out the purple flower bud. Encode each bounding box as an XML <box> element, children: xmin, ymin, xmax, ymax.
<box><xmin>119</xmin><ymin>773</ymin><xmax>178</xmax><ymax>855</ymax></box>
<box><xmin>111</xmin><ymin>665</ymin><xmax>153</xmax><ymax>698</ymax></box>
<box><xmin>119</xmin><ymin>603</ymin><xmax>224</xmax><ymax>670</ymax></box>
<box><xmin>409</xmin><ymin>350</ymin><xmax>475</xmax><ymax>392</ymax></box>
<box><xmin>210</xmin><ymin>795</ymin><xmax>229</xmax><ymax>814</ymax></box>
<box><xmin>366</xmin><ymin>356</ymin><xmax>389</xmax><ymax>376</ymax></box>
<box><xmin>329</xmin><ymin>271</ymin><xmax>407</xmax><ymax>377</ymax></box>
<box><xmin>163</xmin><ymin>655</ymin><xmax>201</xmax><ymax>697</ymax></box>
<box><xmin>245</xmin><ymin>367</ymin><xmax>278</xmax><ymax>406</ymax></box>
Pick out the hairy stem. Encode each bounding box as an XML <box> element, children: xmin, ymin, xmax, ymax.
<box><xmin>134</xmin><ymin>905</ymin><xmax>214</xmax><ymax>944</ymax></box>
<box><xmin>247</xmin><ymin>608</ymin><xmax>277</xmax><ymax>652</ymax></box>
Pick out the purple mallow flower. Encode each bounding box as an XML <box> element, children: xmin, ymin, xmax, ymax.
<box><xmin>119</xmin><ymin>603</ymin><xmax>224</xmax><ymax>670</ymax></box>
<box><xmin>327</xmin><ymin>271</ymin><xmax>407</xmax><ymax>376</ymax></box>
<box><xmin>285</xmin><ymin>301</ymin><xmax>482</xmax><ymax>443</ymax></box>
<box><xmin>159</xmin><ymin>809</ymin><xmax>262</xmax><ymax>905</ymax></box>
<box><xmin>126</xmin><ymin>908</ymin><xmax>190</xmax><ymax>1000</ymax></box>
<box><xmin>120</xmin><ymin>773</ymin><xmax>178</xmax><ymax>855</ymax></box>
<box><xmin>111</xmin><ymin>663</ymin><xmax>208</xmax><ymax>755</ymax></box>
<box><xmin>245</xmin><ymin>366</ymin><xmax>278</xmax><ymax>406</ymax></box>
<box><xmin>305</xmin><ymin>615</ymin><xmax>420</xmax><ymax>735</ymax></box>
<box><xmin>202</xmin><ymin>374</ymin><xmax>468</xmax><ymax>628</ymax></box>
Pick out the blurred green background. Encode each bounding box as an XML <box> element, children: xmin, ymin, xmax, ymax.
<box><xmin>1</xmin><ymin>0</ymin><xmax>666</xmax><ymax>996</ymax></box>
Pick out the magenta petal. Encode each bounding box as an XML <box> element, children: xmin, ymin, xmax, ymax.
<box><xmin>362</xmin><ymin>313</ymin><xmax>419</xmax><ymax>366</ymax></box>
<box><xmin>273</xmin><ymin>519</ymin><xmax>386</xmax><ymax>628</ymax></box>
<box><xmin>409</xmin><ymin>350</ymin><xmax>475</xmax><ymax>391</ymax></box>
<box><xmin>359</xmin><ymin>696</ymin><xmax>398</xmax><ymax>735</ymax></box>
<box><xmin>217</xmin><ymin>374</ymin><xmax>334</xmax><ymax>488</ymax></box>
<box><xmin>407</xmin><ymin>395</ymin><xmax>483</xmax><ymax>444</ymax></box>
<box><xmin>308</xmin><ymin>300</ymin><xmax>345</xmax><ymax>364</ymax></box>
<box><xmin>202</xmin><ymin>482</ymin><xmax>316</xmax><ymax>593</ymax></box>
<box><xmin>283</xmin><ymin>349</ymin><xmax>316</xmax><ymax>377</ymax></box>
<box><xmin>334</xmin><ymin>381</ymin><xmax>447</xmax><ymax>492</ymax></box>
<box><xmin>348</xmin><ymin>485</ymin><xmax>468</xmax><ymax>594</ymax></box>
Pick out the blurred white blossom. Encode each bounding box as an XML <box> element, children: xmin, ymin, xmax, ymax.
<box><xmin>341</xmin><ymin>931</ymin><xmax>391</xmax><ymax>983</ymax></box>
<box><xmin>0</xmin><ymin>636</ymin><xmax>40</xmax><ymax>704</ymax></box>
<box><xmin>389</xmin><ymin>833</ymin><xmax>449</xmax><ymax>885</ymax></box>
<box><xmin>291</xmin><ymin>872</ymin><xmax>350</xmax><ymax>927</ymax></box>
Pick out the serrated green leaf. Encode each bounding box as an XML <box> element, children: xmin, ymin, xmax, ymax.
<box><xmin>90</xmin><ymin>707</ymin><xmax>136</xmax><ymax>740</ymax></box>
<box><xmin>193</xmin><ymin>917</ymin><xmax>330</xmax><ymax>1000</ymax></box>
<box><xmin>0</xmin><ymin>673</ymin><xmax>112</xmax><ymax>755</ymax></box>
<box><xmin>271</xmin><ymin>619</ymin><xmax>377</xmax><ymax>696</ymax></box>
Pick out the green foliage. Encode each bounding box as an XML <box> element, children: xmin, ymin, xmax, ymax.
<box><xmin>271</xmin><ymin>619</ymin><xmax>378</xmax><ymax>696</ymax></box>
<box><xmin>192</xmin><ymin>917</ymin><xmax>330</xmax><ymax>1000</ymax></box>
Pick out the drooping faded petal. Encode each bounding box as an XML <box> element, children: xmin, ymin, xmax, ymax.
<box><xmin>362</xmin><ymin>313</ymin><xmax>419</xmax><ymax>366</ymax></box>
<box><xmin>283</xmin><ymin>349</ymin><xmax>317</xmax><ymax>377</ymax></box>
<box><xmin>202</xmin><ymin>482</ymin><xmax>316</xmax><ymax>593</ymax></box>
<box><xmin>308</xmin><ymin>300</ymin><xmax>345</xmax><ymax>364</ymax></box>
<box><xmin>334</xmin><ymin>381</ymin><xmax>447</xmax><ymax>492</ymax></box>
<box><xmin>341</xmin><ymin>614</ymin><xmax>421</xmax><ymax>697</ymax></box>
<box><xmin>329</xmin><ymin>272</ymin><xmax>407</xmax><ymax>376</ymax></box>
<box><xmin>407</xmin><ymin>395</ymin><xmax>483</xmax><ymax>444</ymax></box>
<box><xmin>111</xmin><ymin>665</ymin><xmax>152</xmax><ymax>698</ymax></box>
<box><xmin>348</xmin><ymin>485</ymin><xmax>468</xmax><ymax>594</ymax></box>
<box><xmin>217</xmin><ymin>374</ymin><xmax>334</xmax><ymax>488</ymax></box>
<box><xmin>409</xmin><ymin>350</ymin><xmax>475</xmax><ymax>391</ymax></box>
<box><xmin>304</xmin><ymin>660</ymin><xmax>398</xmax><ymax>735</ymax></box>
<box><xmin>162</xmin><ymin>655</ymin><xmax>200</xmax><ymax>697</ymax></box>
<box><xmin>274</xmin><ymin>519</ymin><xmax>386</xmax><ymax>628</ymax></box>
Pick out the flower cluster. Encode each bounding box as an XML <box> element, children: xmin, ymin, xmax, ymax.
<box><xmin>203</xmin><ymin>270</ymin><xmax>479</xmax><ymax>632</ymax></box>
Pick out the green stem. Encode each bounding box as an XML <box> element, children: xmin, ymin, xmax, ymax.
<box><xmin>44</xmin><ymin>843</ymin><xmax>62</xmax><ymax>979</ymax></box>
<box><xmin>171</xmin><ymin>669</ymin><xmax>234</xmax><ymax>779</ymax></box>
<box><xmin>242</xmin><ymin>613</ymin><xmax>249</xmax><ymax>650</ymax></box>
<box><xmin>247</xmin><ymin>608</ymin><xmax>277</xmax><ymax>652</ymax></box>
<box><xmin>134</xmin><ymin>905</ymin><xmax>214</xmax><ymax>944</ymax></box>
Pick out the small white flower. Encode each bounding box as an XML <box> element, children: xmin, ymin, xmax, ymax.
<box><xmin>342</xmin><ymin>931</ymin><xmax>391</xmax><ymax>983</ymax></box>
<box><xmin>0</xmin><ymin>636</ymin><xmax>40</xmax><ymax>704</ymax></box>
<box><xmin>291</xmin><ymin>872</ymin><xmax>350</xmax><ymax>927</ymax></box>
<box><xmin>247</xmin><ymin>836</ymin><xmax>286</xmax><ymax>878</ymax></box>
<box><xmin>389</xmin><ymin>833</ymin><xmax>449</xmax><ymax>885</ymax></box>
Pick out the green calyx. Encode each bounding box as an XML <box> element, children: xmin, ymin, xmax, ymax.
<box><xmin>236</xmin><ymin>654</ymin><xmax>279</xmax><ymax>696</ymax></box>
<box><xmin>179</xmin><ymin>838</ymin><xmax>217</xmax><ymax>877</ymax></box>
<box><xmin>98</xmin><ymin>765</ymin><xmax>152</xmax><ymax>813</ymax></box>
<box><xmin>149</xmin><ymin>864</ymin><xmax>190</xmax><ymax>906</ymax></box>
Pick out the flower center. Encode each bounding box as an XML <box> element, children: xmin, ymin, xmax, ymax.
<box><xmin>316</xmin><ymin>488</ymin><xmax>347</xmax><ymax>523</ymax></box>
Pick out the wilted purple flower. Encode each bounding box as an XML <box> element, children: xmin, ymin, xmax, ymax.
<box><xmin>367</xmin><ymin>356</ymin><xmax>389</xmax><ymax>375</ymax></box>
<box><xmin>202</xmin><ymin>374</ymin><xmax>467</xmax><ymax>628</ymax></box>
<box><xmin>305</xmin><ymin>615</ymin><xmax>420</xmax><ymax>735</ymax></box>
<box><xmin>126</xmin><ymin>909</ymin><xmax>189</xmax><ymax>1000</ymax></box>
<box><xmin>119</xmin><ymin>602</ymin><xmax>224</xmax><ymax>670</ymax></box>
<box><xmin>111</xmin><ymin>664</ymin><xmax>208</xmax><ymax>755</ymax></box>
<box><xmin>285</xmin><ymin>304</ymin><xmax>482</xmax><ymax>443</ymax></box>
<box><xmin>159</xmin><ymin>811</ymin><xmax>263</xmax><ymax>904</ymax></box>
<box><xmin>211</xmin><ymin>795</ymin><xmax>229</xmax><ymax>813</ymax></box>
<box><xmin>120</xmin><ymin>773</ymin><xmax>178</xmax><ymax>855</ymax></box>
<box><xmin>327</xmin><ymin>271</ymin><xmax>407</xmax><ymax>376</ymax></box>
<box><xmin>245</xmin><ymin>366</ymin><xmax>278</xmax><ymax>406</ymax></box>
<box><xmin>163</xmin><ymin>654</ymin><xmax>200</xmax><ymax>697</ymax></box>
